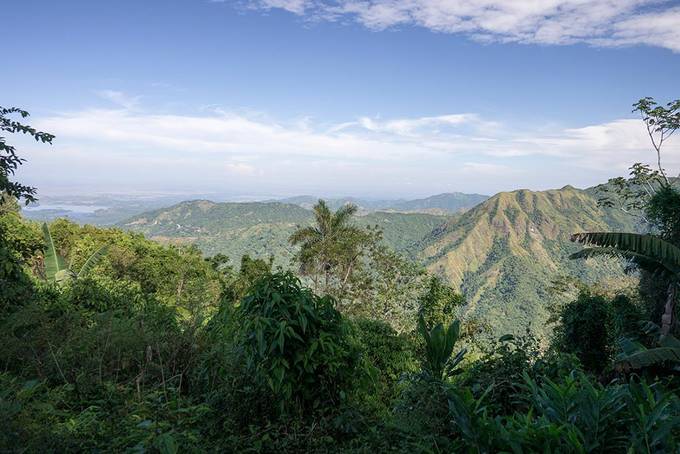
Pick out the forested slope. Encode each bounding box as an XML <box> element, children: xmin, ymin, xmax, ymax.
<box><xmin>420</xmin><ymin>186</ymin><xmax>641</xmax><ymax>336</ymax></box>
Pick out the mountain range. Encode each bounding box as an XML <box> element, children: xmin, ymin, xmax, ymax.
<box><xmin>276</xmin><ymin>192</ymin><xmax>489</xmax><ymax>214</ymax></box>
<box><xmin>119</xmin><ymin>185</ymin><xmax>642</xmax><ymax>337</ymax></box>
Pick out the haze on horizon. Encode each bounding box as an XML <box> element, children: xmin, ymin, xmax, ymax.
<box><xmin>5</xmin><ymin>0</ymin><xmax>680</xmax><ymax>200</ymax></box>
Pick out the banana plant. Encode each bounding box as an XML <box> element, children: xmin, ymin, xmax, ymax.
<box><xmin>570</xmin><ymin>232</ymin><xmax>680</xmax><ymax>335</ymax></box>
<box><xmin>616</xmin><ymin>323</ymin><xmax>680</xmax><ymax>371</ymax></box>
<box><xmin>418</xmin><ymin>314</ymin><xmax>466</xmax><ymax>381</ymax></box>
<box><xmin>42</xmin><ymin>222</ymin><xmax>108</xmax><ymax>284</ymax></box>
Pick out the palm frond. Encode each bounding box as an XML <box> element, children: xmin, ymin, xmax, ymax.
<box><xmin>332</xmin><ymin>203</ymin><xmax>358</xmax><ymax>229</ymax></box>
<box><xmin>289</xmin><ymin>226</ymin><xmax>320</xmax><ymax>245</ymax></box>
<box><xmin>313</xmin><ymin>200</ymin><xmax>332</xmax><ymax>234</ymax></box>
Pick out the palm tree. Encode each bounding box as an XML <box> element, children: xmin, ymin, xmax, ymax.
<box><xmin>289</xmin><ymin>200</ymin><xmax>366</xmax><ymax>292</ymax></box>
<box><xmin>42</xmin><ymin>223</ymin><xmax>108</xmax><ymax>284</ymax></box>
<box><xmin>570</xmin><ymin>231</ymin><xmax>680</xmax><ymax>335</ymax></box>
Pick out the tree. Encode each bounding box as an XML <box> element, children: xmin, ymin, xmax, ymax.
<box><xmin>1</xmin><ymin>106</ymin><xmax>54</xmax><ymax>204</ymax></box>
<box><xmin>597</xmin><ymin>97</ymin><xmax>679</xmax><ymax>217</ymax></box>
<box><xmin>289</xmin><ymin>199</ymin><xmax>376</xmax><ymax>294</ymax></box>
<box><xmin>573</xmin><ymin>97</ymin><xmax>680</xmax><ymax>336</ymax></box>
<box><xmin>418</xmin><ymin>275</ymin><xmax>465</xmax><ymax>329</ymax></box>
<box><xmin>632</xmin><ymin>97</ymin><xmax>680</xmax><ymax>185</ymax></box>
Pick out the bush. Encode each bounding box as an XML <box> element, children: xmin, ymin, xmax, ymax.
<box><xmin>234</xmin><ymin>272</ymin><xmax>366</xmax><ymax>418</ymax></box>
<box><xmin>352</xmin><ymin>318</ymin><xmax>417</xmax><ymax>410</ymax></box>
<box><xmin>552</xmin><ymin>291</ymin><xmax>642</xmax><ymax>374</ymax></box>
<box><xmin>461</xmin><ymin>331</ymin><xmax>540</xmax><ymax>414</ymax></box>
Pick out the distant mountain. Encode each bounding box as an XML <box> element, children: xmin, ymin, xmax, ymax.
<box><xmin>120</xmin><ymin>200</ymin><xmax>451</xmax><ymax>265</ymax></box>
<box><xmin>386</xmin><ymin>192</ymin><xmax>489</xmax><ymax>214</ymax></box>
<box><xmin>277</xmin><ymin>192</ymin><xmax>489</xmax><ymax>214</ymax></box>
<box><xmin>419</xmin><ymin>186</ymin><xmax>642</xmax><ymax>338</ymax></box>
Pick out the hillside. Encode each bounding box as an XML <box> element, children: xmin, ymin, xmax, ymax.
<box><xmin>120</xmin><ymin>200</ymin><xmax>450</xmax><ymax>265</ymax></box>
<box><xmin>419</xmin><ymin>185</ymin><xmax>641</xmax><ymax>337</ymax></box>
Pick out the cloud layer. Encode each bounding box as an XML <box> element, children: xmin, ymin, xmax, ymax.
<box><xmin>243</xmin><ymin>0</ymin><xmax>680</xmax><ymax>52</ymax></box>
<box><xmin>16</xmin><ymin>99</ymin><xmax>678</xmax><ymax>197</ymax></box>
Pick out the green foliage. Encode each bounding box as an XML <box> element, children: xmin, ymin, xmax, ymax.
<box><xmin>0</xmin><ymin>106</ymin><xmax>55</xmax><ymax>204</ymax></box>
<box><xmin>551</xmin><ymin>291</ymin><xmax>643</xmax><ymax>374</ymax></box>
<box><xmin>461</xmin><ymin>331</ymin><xmax>564</xmax><ymax>414</ymax></box>
<box><xmin>417</xmin><ymin>275</ymin><xmax>464</xmax><ymax>329</ymax></box>
<box><xmin>417</xmin><ymin>315</ymin><xmax>465</xmax><ymax>382</ymax></box>
<box><xmin>290</xmin><ymin>199</ymin><xmax>377</xmax><ymax>293</ymax></box>
<box><xmin>41</xmin><ymin>222</ymin><xmax>109</xmax><ymax>284</ymax></box>
<box><xmin>0</xmin><ymin>211</ymin><xmax>42</xmax><ymax>312</ymax></box>
<box><xmin>238</xmin><ymin>272</ymin><xmax>365</xmax><ymax>417</ymax></box>
<box><xmin>553</xmin><ymin>292</ymin><xmax>614</xmax><ymax>373</ymax></box>
<box><xmin>571</xmin><ymin>231</ymin><xmax>680</xmax><ymax>275</ymax></box>
<box><xmin>352</xmin><ymin>318</ymin><xmax>418</xmax><ymax>411</ymax></box>
<box><xmin>645</xmin><ymin>185</ymin><xmax>680</xmax><ymax>244</ymax></box>
<box><xmin>617</xmin><ymin>331</ymin><xmax>680</xmax><ymax>370</ymax></box>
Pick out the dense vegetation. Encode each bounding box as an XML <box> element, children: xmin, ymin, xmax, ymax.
<box><xmin>120</xmin><ymin>199</ymin><xmax>451</xmax><ymax>263</ymax></box>
<box><xmin>2</xmin><ymin>99</ymin><xmax>680</xmax><ymax>452</ymax></box>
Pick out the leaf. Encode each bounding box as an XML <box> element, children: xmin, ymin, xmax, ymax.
<box><xmin>154</xmin><ymin>433</ymin><xmax>178</xmax><ymax>454</ymax></box>
<box><xmin>616</xmin><ymin>335</ymin><xmax>680</xmax><ymax>369</ymax></box>
<box><xmin>76</xmin><ymin>244</ymin><xmax>109</xmax><ymax>279</ymax></box>
<box><xmin>42</xmin><ymin>223</ymin><xmax>66</xmax><ymax>281</ymax></box>
<box><xmin>570</xmin><ymin>232</ymin><xmax>680</xmax><ymax>275</ymax></box>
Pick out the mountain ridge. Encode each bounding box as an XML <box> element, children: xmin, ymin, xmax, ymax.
<box><xmin>419</xmin><ymin>185</ymin><xmax>641</xmax><ymax>336</ymax></box>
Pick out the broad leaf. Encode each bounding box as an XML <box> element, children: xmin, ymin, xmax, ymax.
<box><xmin>76</xmin><ymin>244</ymin><xmax>109</xmax><ymax>279</ymax></box>
<box><xmin>42</xmin><ymin>223</ymin><xmax>66</xmax><ymax>281</ymax></box>
<box><xmin>570</xmin><ymin>232</ymin><xmax>680</xmax><ymax>275</ymax></box>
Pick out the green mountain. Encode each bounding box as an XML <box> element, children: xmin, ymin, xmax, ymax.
<box><xmin>120</xmin><ymin>200</ymin><xmax>450</xmax><ymax>265</ymax></box>
<box><xmin>419</xmin><ymin>186</ymin><xmax>641</xmax><ymax>337</ymax></box>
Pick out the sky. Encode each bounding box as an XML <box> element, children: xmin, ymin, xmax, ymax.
<box><xmin>5</xmin><ymin>0</ymin><xmax>680</xmax><ymax>199</ymax></box>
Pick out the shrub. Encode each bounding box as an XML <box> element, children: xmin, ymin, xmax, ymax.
<box><xmin>236</xmin><ymin>272</ymin><xmax>365</xmax><ymax>417</ymax></box>
<box><xmin>552</xmin><ymin>291</ymin><xmax>642</xmax><ymax>374</ymax></box>
<box><xmin>352</xmin><ymin>318</ymin><xmax>417</xmax><ymax>411</ymax></box>
<box><xmin>461</xmin><ymin>331</ymin><xmax>542</xmax><ymax>414</ymax></box>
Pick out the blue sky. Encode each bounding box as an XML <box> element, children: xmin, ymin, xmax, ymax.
<box><xmin>5</xmin><ymin>0</ymin><xmax>680</xmax><ymax>198</ymax></box>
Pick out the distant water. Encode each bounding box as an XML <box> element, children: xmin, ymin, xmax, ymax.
<box><xmin>24</xmin><ymin>204</ymin><xmax>108</xmax><ymax>213</ymax></box>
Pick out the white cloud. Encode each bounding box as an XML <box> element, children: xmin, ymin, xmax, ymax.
<box><xmin>241</xmin><ymin>0</ymin><xmax>680</xmax><ymax>52</ymax></box>
<box><xmin>247</xmin><ymin>0</ymin><xmax>310</xmax><ymax>14</ymax></box>
<box><xmin>17</xmin><ymin>97</ymin><xmax>678</xmax><ymax>196</ymax></box>
<box><xmin>95</xmin><ymin>90</ymin><xmax>141</xmax><ymax>110</ymax></box>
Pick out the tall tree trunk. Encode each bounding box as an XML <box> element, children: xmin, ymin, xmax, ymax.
<box><xmin>661</xmin><ymin>282</ymin><xmax>676</xmax><ymax>336</ymax></box>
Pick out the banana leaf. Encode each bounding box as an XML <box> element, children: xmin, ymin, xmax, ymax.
<box><xmin>42</xmin><ymin>223</ymin><xmax>66</xmax><ymax>281</ymax></box>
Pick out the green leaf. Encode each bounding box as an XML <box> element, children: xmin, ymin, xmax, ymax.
<box><xmin>42</xmin><ymin>223</ymin><xmax>66</xmax><ymax>281</ymax></box>
<box><xmin>76</xmin><ymin>244</ymin><xmax>109</xmax><ymax>279</ymax></box>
